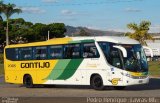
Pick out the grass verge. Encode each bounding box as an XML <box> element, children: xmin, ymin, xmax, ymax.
<box><xmin>148</xmin><ymin>61</ymin><xmax>160</xmax><ymax>77</ymax></box>
<box><xmin>0</xmin><ymin>64</ymin><xmax>4</xmax><ymax>75</ymax></box>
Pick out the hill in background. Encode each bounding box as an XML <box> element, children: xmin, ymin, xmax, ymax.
<box><xmin>65</xmin><ymin>25</ymin><xmax>124</xmax><ymax>36</ymax></box>
<box><xmin>65</xmin><ymin>25</ymin><xmax>160</xmax><ymax>37</ymax></box>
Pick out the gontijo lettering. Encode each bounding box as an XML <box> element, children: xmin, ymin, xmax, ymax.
<box><xmin>21</xmin><ymin>62</ymin><xmax>50</xmax><ymax>68</ymax></box>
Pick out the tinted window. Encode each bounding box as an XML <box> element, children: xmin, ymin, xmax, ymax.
<box><xmin>34</xmin><ymin>46</ymin><xmax>47</xmax><ymax>60</ymax></box>
<box><xmin>98</xmin><ymin>42</ymin><xmax>110</xmax><ymax>60</ymax></box>
<box><xmin>64</xmin><ymin>44</ymin><xmax>80</xmax><ymax>59</ymax></box>
<box><xmin>99</xmin><ymin>42</ymin><xmax>123</xmax><ymax>69</ymax></box>
<box><xmin>49</xmin><ymin>45</ymin><xmax>63</xmax><ymax>59</ymax></box>
<box><xmin>82</xmin><ymin>43</ymin><xmax>99</xmax><ymax>58</ymax></box>
<box><xmin>6</xmin><ymin>48</ymin><xmax>19</xmax><ymax>60</ymax></box>
<box><xmin>109</xmin><ymin>47</ymin><xmax>123</xmax><ymax>68</ymax></box>
<box><xmin>19</xmin><ymin>47</ymin><xmax>32</xmax><ymax>60</ymax></box>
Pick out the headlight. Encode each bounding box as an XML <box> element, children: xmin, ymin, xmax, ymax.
<box><xmin>121</xmin><ymin>72</ymin><xmax>148</xmax><ymax>79</ymax></box>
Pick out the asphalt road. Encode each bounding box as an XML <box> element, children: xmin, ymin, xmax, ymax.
<box><xmin>0</xmin><ymin>76</ymin><xmax>160</xmax><ymax>98</ymax></box>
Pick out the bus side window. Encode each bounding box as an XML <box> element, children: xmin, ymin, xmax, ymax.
<box><xmin>20</xmin><ymin>47</ymin><xmax>32</xmax><ymax>60</ymax></box>
<box><xmin>82</xmin><ymin>43</ymin><xmax>99</xmax><ymax>58</ymax></box>
<box><xmin>6</xmin><ymin>48</ymin><xmax>19</xmax><ymax>60</ymax></box>
<box><xmin>34</xmin><ymin>46</ymin><xmax>47</xmax><ymax>60</ymax></box>
<box><xmin>98</xmin><ymin>42</ymin><xmax>110</xmax><ymax>61</ymax></box>
<box><xmin>64</xmin><ymin>44</ymin><xmax>80</xmax><ymax>59</ymax></box>
<box><xmin>49</xmin><ymin>45</ymin><xmax>63</xmax><ymax>59</ymax></box>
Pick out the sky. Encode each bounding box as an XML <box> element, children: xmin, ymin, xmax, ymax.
<box><xmin>3</xmin><ymin>0</ymin><xmax>160</xmax><ymax>33</ymax></box>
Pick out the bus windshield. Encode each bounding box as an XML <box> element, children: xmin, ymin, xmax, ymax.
<box><xmin>122</xmin><ymin>44</ymin><xmax>148</xmax><ymax>72</ymax></box>
<box><xmin>98</xmin><ymin>42</ymin><xmax>148</xmax><ymax>72</ymax></box>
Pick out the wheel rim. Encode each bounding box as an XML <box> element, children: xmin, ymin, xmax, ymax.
<box><xmin>93</xmin><ymin>77</ymin><xmax>102</xmax><ymax>88</ymax></box>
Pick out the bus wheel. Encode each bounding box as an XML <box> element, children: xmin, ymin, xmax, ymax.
<box><xmin>114</xmin><ymin>86</ymin><xmax>126</xmax><ymax>90</ymax></box>
<box><xmin>23</xmin><ymin>75</ymin><xmax>34</xmax><ymax>88</ymax></box>
<box><xmin>91</xmin><ymin>75</ymin><xmax>104</xmax><ymax>90</ymax></box>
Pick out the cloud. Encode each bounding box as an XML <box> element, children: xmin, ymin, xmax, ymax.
<box><xmin>21</xmin><ymin>7</ymin><xmax>46</xmax><ymax>14</ymax></box>
<box><xmin>61</xmin><ymin>9</ymin><xmax>90</xmax><ymax>16</ymax></box>
<box><xmin>61</xmin><ymin>9</ymin><xmax>75</xmax><ymax>15</ymax></box>
<box><xmin>41</xmin><ymin>0</ymin><xmax>58</xmax><ymax>3</ymax></box>
<box><xmin>125</xmin><ymin>8</ymin><xmax>142</xmax><ymax>12</ymax></box>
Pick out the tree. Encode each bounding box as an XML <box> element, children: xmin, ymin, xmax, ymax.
<box><xmin>0</xmin><ymin>1</ymin><xmax>4</xmax><ymax>21</ymax></box>
<box><xmin>0</xmin><ymin>17</ymin><xmax>68</xmax><ymax>44</ymax></box>
<box><xmin>8</xmin><ymin>18</ymin><xmax>34</xmax><ymax>43</ymax></box>
<box><xmin>0</xmin><ymin>20</ymin><xmax>5</xmax><ymax>47</ymax></box>
<box><xmin>79</xmin><ymin>29</ymin><xmax>90</xmax><ymax>36</ymax></box>
<box><xmin>126</xmin><ymin>21</ymin><xmax>153</xmax><ymax>45</ymax></box>
<box><xmin>1</xmin><ymin>3</ymin><xmax>22</xmax><ymax>45</ymax></box>
<box><xmin>48</xmin><ymin>23</ymin><xmax>66</xmax><ymax>38</ymax></box>
<box><xmin>32</xmin><ymin>23</ymin><xmax>48</xmax><ymax>41</ymax></box>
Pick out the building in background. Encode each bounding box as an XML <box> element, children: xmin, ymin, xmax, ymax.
<box><xmin>143</xmin><ymin>46</ymin><xmax>153</xmax><ymax>61</ymax></box>
<box><xmin>145</xmin><ymin>36</ymin><xmax>160</xmax><ymax>61</ymax></box>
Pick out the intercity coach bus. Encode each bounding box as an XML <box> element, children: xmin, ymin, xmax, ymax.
<box><xmin>4</xmin><ymin>36</ymin><xmax>149</xmax><ymax>90</ymax></box>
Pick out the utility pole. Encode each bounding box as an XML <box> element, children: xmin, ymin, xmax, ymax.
<box><xmin>4</xmin><ymin>27</ymin><xmax>9</xmax><ymax>45</ymax></box>
<box><xmin>48</xmin><ymin>31</ymin><xmax>50</xmax><ymax>40</ymax></box>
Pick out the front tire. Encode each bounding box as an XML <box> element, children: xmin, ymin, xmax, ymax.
<box><xmin>91</xmin><ymin>75</ymin><xmax>104</xmax><ymax>90</ymax></box>
<box><xmin>23</xmin><ymin>75</ymin><xmax>34</xmax><ymax>88</ymax></box>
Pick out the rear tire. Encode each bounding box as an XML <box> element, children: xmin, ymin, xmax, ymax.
<box><xmin>114</xmin><ymin>86</ymin><xmax>126</xmax><ymax>90</ymax></box>
<box><xmin>23</xmin><ymin>75</ymin><xmax>34</xmax><ymax>88</ymax></box>
<box><xmin>91</xmin><ymin>75</ymin><xmax>104</xmax><ymax>90</ymax></box>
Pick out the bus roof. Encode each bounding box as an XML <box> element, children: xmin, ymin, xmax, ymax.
<box><xmin>5</xmin><ymin>36</ymin><xmax>139</xmax><ymax>48</ymax></box>
<box><xmin>73</xmin><ymin>36</ymin><xmax>139</xmax><ymax>44</ymax></box>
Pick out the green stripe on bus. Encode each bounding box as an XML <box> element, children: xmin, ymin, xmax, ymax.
<box><xmin>56</xmin><ymin>59</ymin><xmax>83</xmax><ymax>80</ymax></box>
<box><xmin>69</xmin><ymin>41</ymin><xmax>81</xmax><ymax>44</ymax></box>
<box><xmin>80</xmin><ymin>39</ymin><xmax>95</xmax><ymax>43</ymax></box>
<box><xmin>142</xmin><ymin>72</ymin><xmax>148</xmax><ymax>76</ymax></box>
<box><xmin>46</xmin><ymin>59</ymin><xmax>71</xmax><ymax>80</ymax></box>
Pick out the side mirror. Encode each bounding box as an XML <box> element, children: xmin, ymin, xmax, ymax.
<box><xmin>113</xmin><ymin>45</ymin><xmax>127</xmax><ymax>58</ymax></box>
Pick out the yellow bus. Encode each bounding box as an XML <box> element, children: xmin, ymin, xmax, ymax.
<box><xmin>4</xmin><ymin>36</ymin><xmax>149</xmax><ymax>90</ymax></box>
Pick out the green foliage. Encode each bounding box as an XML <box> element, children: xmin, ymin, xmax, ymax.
<box><xmin>0</xmin><ymin>2</ymin><xmax>22</xmax><ymax>45</ymax></box>
<box><xmin>0</xmin><ymin>1</ymin><xmax>4</xmax><ymax>21</ymax></box>
<box><xmin>79</xmin><ymin>29</ymin><xmax>90</xmax><ymax>36</ymax></box>
<box><xmin>0</xmin><ymin>21</ymin><xmax>5</xmax><ymax>44</ymax></box>
<box><xmin>48</xmin><ymin>23</ymin><xmax>66</xmax><ymax>38</ymax></box>
<box><xmin>126</xmin><ymin>20</ymin><xmax>153</xmax><ymax>45</ymax></box>
<box><xmin>0</xmin><ymin>18</ymin><xmax>67</xmax><ymax>44</ymax></box>
<box><xmin>32</xmin><ymin>23</ymin><xmax>48</xmax><ymax>41</ymax></box>
<box><xmin>1</xmin><ymin>3</ymin><xmax>22</xmax><ymax>19</ymax></box>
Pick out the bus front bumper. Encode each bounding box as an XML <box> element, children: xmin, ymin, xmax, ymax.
<box><xmin>122</xmin><ymin>76</ymin><xmax>150</xmax><ymax>86</ymax></box>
